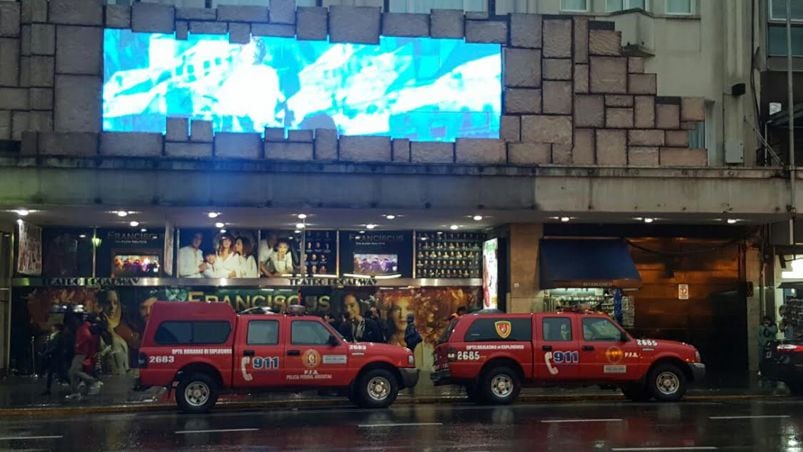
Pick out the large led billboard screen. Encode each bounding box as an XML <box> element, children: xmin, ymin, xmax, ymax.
<box><xmin>103</xmin><ymin>30</ymin><xmax>502</xmax><ymax>142</ymax></box>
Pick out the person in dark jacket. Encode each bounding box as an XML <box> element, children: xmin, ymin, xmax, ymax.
<box><xmin>404</xmin><ymin>313</ymin><xmax>422</xmax><ymax>352</ymax></box>
<box><xmin>358</xmin><ymin>312</ymin><xmax>384</xmax><ymax>343</ymax></box>
<box><xmin>337</xmin><ymin>312</ymin><xmax>354</xmax><ymax>342</ymax></box>
<box><xmin>40</xmin><ymin>324</ymin><xmax>68</xmax><ymax>396</ymax></box>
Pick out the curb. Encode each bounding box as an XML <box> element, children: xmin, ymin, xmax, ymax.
<box><xmin>0</xmin><ymin>392</ymin><xmax>782</xmax><ymax>418</ymax></box>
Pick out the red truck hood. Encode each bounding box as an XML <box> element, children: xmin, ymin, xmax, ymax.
<box><xmin>349</xmin><ymin>341</ymin><xmax>409</xmax><ymax>356</ymax></box>
<box><xmin>636</xmin><ymin>338</ymin><xmax>699</xmax><ymax>357</ymax></box>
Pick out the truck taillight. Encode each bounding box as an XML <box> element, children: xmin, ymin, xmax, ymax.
<box><xmin>138</xmin><ymin>352</ymin><xmax>148</xmax><ymax>368</ymax></box>
<box><xmin>778</xmin><ymin>344</ymin><xmax>803</xmax><ymax>352</ymax></box>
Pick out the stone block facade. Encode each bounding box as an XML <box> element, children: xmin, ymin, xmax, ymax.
<box><xmin>0</xmin><ymin>5</ymin><xmax>706</xmax><ymax>169</ymax></box>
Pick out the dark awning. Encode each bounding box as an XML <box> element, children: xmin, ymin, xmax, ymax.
<box><xmin>540</xmin><ymin>239</ymin><xmax>642</xmax><ymax>289</ymax></box>
<box><xmin>779</xmin><ymin>280</ymin><xmax>803</xmax><ymax>289</ymax></box>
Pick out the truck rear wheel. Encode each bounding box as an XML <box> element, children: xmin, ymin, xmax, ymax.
<box><xmin>480</xmin><ymin>366</ymin><xmax>520</xmax><ymax>405</ymax></box>
<box><xmin>356</xmin><ymin>368</ymin><xmax>399</xmax><ymax>409</ymax></box>
<box><xmin>176</xmin><ymin>372</ymin><xmax>219</xmax><ymax>413</ymax></box>
<box><xmin>647</xmin><ymin>363</ymin><xmax>687</xmax><ymax>402</ymax></box>
<box><xmin>621</xmin><ymin>383</ymin><xmax>652</xmax><ymax>402</ymax></box>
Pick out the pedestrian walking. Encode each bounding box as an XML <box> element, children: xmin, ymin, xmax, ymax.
<box><xmin>66</xmin><ymin>315</ymin><xmax>103</xmax><ymax>400</ymax></box>
<box><xmin>757</xmin><ymin>315</ymin><xmax>779</xmax><ymax>386</ymax></box>
<box><xmin>40</xmin><ymin>324</ymin><xmax>68</xmax><ymax>396</ymax></box>
<box><xmin>779</xmin><ymin>306</ymin><xmax>797</xmax><ymax>341</ymax></box>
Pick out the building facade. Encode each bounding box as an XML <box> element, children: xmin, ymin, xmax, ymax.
<box><xmin>0</xmin><ymin>0</ymin><xmax>797</xmax><ymax>383</ymax></box>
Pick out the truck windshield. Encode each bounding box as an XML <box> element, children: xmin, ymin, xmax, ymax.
<box><xmin>438</xmin><ymin>319</ymin><xmax>458</xmax><ymax>344</ymax></box>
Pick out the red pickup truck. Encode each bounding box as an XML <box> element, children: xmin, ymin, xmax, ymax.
<box><xmin>137</xmin><ymin>302</ymin><xmax>418</xmax><ymax>413</ymax></box>
<box><xmin>432</xmin><ymin>311</ymin><xmax>705</xmax><ymax>404</ymax></box>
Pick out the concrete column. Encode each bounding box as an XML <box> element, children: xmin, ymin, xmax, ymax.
<box><xmin>507</xmin><ymin>223</ymin><xmax>543</xmax><ymax>313</ymax></box>
<box><xmin>745</xmin><ymin>245</ymin><xmax>764</xmax><ymax>372</ymax></box>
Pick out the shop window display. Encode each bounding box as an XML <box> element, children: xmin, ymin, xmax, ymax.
<box><xmin>415</xmin><ymin>232</ymin><xmax>484</xmax><ymax>279</ymax></box>
<box><xmin>544</xmin><ymin>288</ymin><xmax>635</xmax><ymax>328</ymax></box>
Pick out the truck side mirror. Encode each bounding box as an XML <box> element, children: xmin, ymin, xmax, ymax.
<box><xmin>328</xmin><ymin>334</ymin><xmax>340</xmax><ymax>346</ymax></box>
<box><xmin>620</xmin><ymin>331</ymin><xmax>629</xmax><ymax>342</ymax></box>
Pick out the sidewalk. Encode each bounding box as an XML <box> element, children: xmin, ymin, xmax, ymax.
<box><xmin>0</xmin><ymin>371</ymin><xmax>789</xmax><ymax>417</ymax></box>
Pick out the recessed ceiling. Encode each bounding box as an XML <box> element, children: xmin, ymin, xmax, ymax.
<box><xmin>0</xmin><ymin>205</ymin><xmax>782</xmax><ymax>232</ymax></box>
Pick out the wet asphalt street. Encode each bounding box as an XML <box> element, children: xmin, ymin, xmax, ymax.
<box><xmin>1</xmin><ymin>398</ymin><xmax>803</xmax><ymax>451</ymax></box>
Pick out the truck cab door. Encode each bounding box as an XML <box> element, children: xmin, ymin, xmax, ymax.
<box><xmin>233</xmin><ymin>317</ymin><xmax>284</xmax><ymax>388</ymax></box>
<box><xmin>284</xmin><ymin>319</ymin><xmax>350</xmax><ymax>387</ymax></box>
<box><xmin>578</xmin><ymin>316</ymin><xmax>631</xmax><ymax>381</ymax></box>
<box><xmin>536</xmin><ymin>316</ymin><xmax>580</xmax><ymax>380</ymax></box>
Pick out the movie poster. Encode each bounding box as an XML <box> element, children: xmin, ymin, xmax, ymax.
<box><xmin>339</xmin><ymin>231</ymin><xmax>413</xmax><ymax>277</ymax></box>
<box><xmin>96</xmin><ymin>228</ymin><xmax>165</xmax><ymax>278</ymax></box>
<box><xmin>257</xmin><ymin>230</ymin><xmax>302</xmax><ymax>278</ymax></box>
<box><xmin>177</xmin><ymin>228</ymin><xmax>260</xmax><ymax>278</ymax></box>
<box><xmin>16</xmin><ymin>220</ymin><xmax>42</xmax><ymax>276</ymax></box>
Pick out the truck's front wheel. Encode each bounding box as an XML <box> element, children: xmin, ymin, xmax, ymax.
<box><xmin>356</xmin><ymin>368</ymin><xmax>399</xmax><ymax>409</ymax></box>
<box><xmin>480</xmin><ymin>366</ymin><xmax>521</xmax><ymax>405</ymax></box>
<box><xmin>648</xmin><ymin>363</ymin><xmax>687</xmax><ymax>402</ymax></box>
<box><xmin>176</xmin><ymin>373</ymin><xmax>219</xmax><ymax>413</ymax></box>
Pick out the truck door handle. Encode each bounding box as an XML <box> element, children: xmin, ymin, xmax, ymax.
<box><xmin>542</xmin><ymin>345</ymin><xmax>553</xmax><ymax>351</ymax></box>
<box><xmin>582</xmin><ymin>345</ymin><xmax>595</xmax><ymax>351</ymax></box>
<box><xmin>243</xmin><ymin>350</ymin><xmax>255</xmax><ymax>357</ymax></box>
<box><xmin>287</xmin><ymin>350</ymin><xmax>301</xmax><ymax>356</ymax></box>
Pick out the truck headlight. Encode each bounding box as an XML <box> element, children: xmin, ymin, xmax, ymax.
<box><xmin>408</xmin><ymin>354</ymin><xmax>415</xmax><ymax>366</ymax></box>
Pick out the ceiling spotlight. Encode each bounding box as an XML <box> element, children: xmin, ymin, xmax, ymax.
<box><xmin>294</xmin><ymin>230</ymin><xmax>301</xmax><ymax>234</ymax></box>
<box><xmin>140</xmin><ymin>228</ymin><xmax>147</xmax><ymax>233</ymax></box>
<box><xmin>297</xmin><ymin>213</ymin><xmax>307</xmax><ymax>220</ymax></box>
<box><xmin>220</xmin><ymin>229</ymin><xmax>227</xmax><ymax>233</ymax></box>
<box><xmin>296</xmin><ymin>223</ymin><xmax>306</xmax><ymax>229</ymax></box>
<box><xmin>359</xmin><ymin>230</ymin><xmax>366</xmax><ymax>234</ymax></box>
<box><xmin>385</xmin><ymin>214</ymin><xmax>396</xmax><ymax>220</ymax></box>
<box><xmin>366</xmin><ymin>224</ymin><xmax>377</xmax><ymax>230</ymax></box>
<box><xmin>643</xmin><ymin>218</ymin><xmax>654</xmax><ymax>224</ymax></box>
<box><xmin>207</xmin><ymin>212</ymin><xmax>221</xmax><ymax>219</ymax></box>
<box><xmin>727</xmin><ymin>218</ymin><xmax>739</xmax><ymax>224</ymax></box>
<box><xmin>560</xmin><ymin>217</ymin><xmax>571</xmax><ymax>223</ymax></box>
<box><xmin>215</xmin><ymin>222</ymin><xmax>225</xmax><ymax>228</ymax></box>
<box><xmin>472</xmin><ymin>215</ymin><xmax>483</xmax><ymax>221</ymax></box>
<box><xmin>129</xmin><ymin>221</ymin><xmax>139</xmax><ymax>227</ymax></box>
<box><xmin>116</xmin><ymin>211</ymin><xmax>128</xmax><ymax>218</ymax></box>
<box><xmin>15</xmin><ymin>209</ymin><xmax>30</xmax><ymax>216</ymax></box>
<box><xmin>450</xmin><ymin>225</ymin><xmax>459</xmax><ymax>230</ymax></box>
<box><xmin>79</xmin><ymin>234</ymin><xmax>87</xmax><ymax>239</ymax></box>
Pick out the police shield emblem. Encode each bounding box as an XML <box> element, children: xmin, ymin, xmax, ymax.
<box><xmin>495</xmin><ymin>320</ymin><xmax>512</xmax><ymax>339</ymax></box>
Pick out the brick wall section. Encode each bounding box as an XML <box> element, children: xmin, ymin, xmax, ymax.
<box><xmin>0</xmin><ymin>6</ymin><xmax>707</xmax><ymax>167</ymax></box>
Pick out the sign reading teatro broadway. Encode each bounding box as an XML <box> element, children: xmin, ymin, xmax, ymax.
<box><xmin>288</xmin><ymin>277</ymin><xmax>377</xmax><ymax>287</ymax></box>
